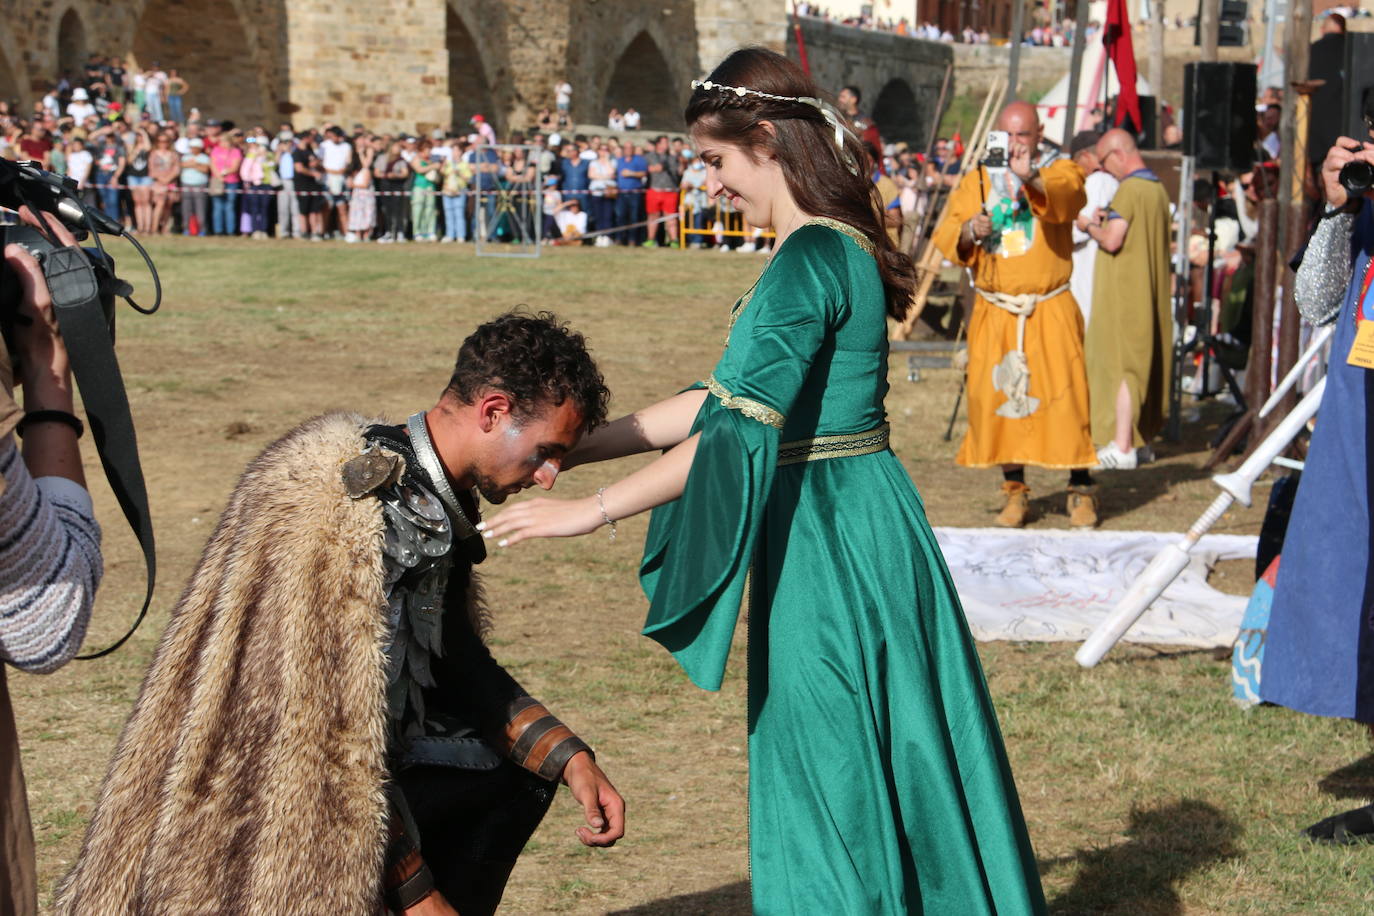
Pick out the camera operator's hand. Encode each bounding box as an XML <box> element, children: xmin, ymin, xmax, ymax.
<box><xmin>4</xmin><ymin>206</ymin><xmax>85</xmax><ymax>484</ymax></box>
<box><xmin>1320</xmin><ymin>137</ymin><xmax>1374</xmax><ymax>211</ymax></box>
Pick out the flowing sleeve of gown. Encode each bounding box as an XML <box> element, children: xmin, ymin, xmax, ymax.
<box><xmin>638</xmin><ymin>227</ymin><xmax>844</xmax><ymax>691</ymax></box>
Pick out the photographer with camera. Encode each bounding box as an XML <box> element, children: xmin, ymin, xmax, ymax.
<box><xmin>1251</xmin><ymin>117</ymin><xmax>1374</xmax><ymax>845</ymax></box>
<box><xmin>933</xmin><ymin>100</ymin><xmax>1098</xmax><ymax>528</ymax></box>
<box><xmin>0</xmin><ymin>206</ymin><xmax>103</xmax><ymax>914</ymax></box>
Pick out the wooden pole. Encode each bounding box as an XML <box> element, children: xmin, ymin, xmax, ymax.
<box><xmin>1270</xmin><ymin>81</ymin><xmax>1318</xmax><ymax>431</ymax></box>
<box><xmin>896</xmin><ymin>78</ymin><xmax>1006</xmax><ymax>339</ymax></box>
<box><xmin>1008</xmin><ymin>0</ymin><xmax>1026</xmax><ymax>101</ymax></box>
<box><xmin>925</xmin><ymin>62</ymin><xmax>954</xmax><ymax>163</ymax></box>
<box><xmin>1062</xmin><ymin>0</ymin><xmax>1090</xmax><ymax>146</ymax></box>
<box><xmin>1148</xmin><ymin>0</ymin><xmax>1165</xmax><ymax>111</ymax></box>
<box><xmin>1247</xmin><ymin>197</ymin><xmax>1279</xmax><ymax>410</ymax></box>
<box><xmin>1199</xmin><ymin>0</ymin><xmax>1220</xmax><ymax>63</ymax></box>
<box><xmin>1203</xmin><ymin>196</ymin><xmax>1278</xmax><ymax>469</ymax></box>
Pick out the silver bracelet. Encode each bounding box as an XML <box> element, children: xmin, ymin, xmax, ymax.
<box><xmin>595</xmin><ymin>487</ymin><xmax>617</xmax><ymax>541</ymax></box>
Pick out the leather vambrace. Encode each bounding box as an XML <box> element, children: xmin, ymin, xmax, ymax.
<box><xmin>500</xmin><ymin>696</ymin><xmax>592</xmax><ymax>782</ymax></box>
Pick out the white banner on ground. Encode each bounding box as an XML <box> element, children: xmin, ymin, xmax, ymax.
<box><xmin>932</xmin><ymin>528</ymin><xmax>1257</xmax><ymax>648</ymax></box>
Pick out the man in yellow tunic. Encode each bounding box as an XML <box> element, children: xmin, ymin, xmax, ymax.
<box><xmin>934</xmin><ymin>101</ymin><xmax>1098</xmax><ymax>527</ymax></box>
<box><xmin>1083</xmin><ymin>128</ymin><xmax>1174</xmax><ymax>469</ymax></box>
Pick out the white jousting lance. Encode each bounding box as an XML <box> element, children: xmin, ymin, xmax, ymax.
<box><xmin>1075</xmin><ymin>374</ymin><xmax>1328</xmax><ymax>667</ymax></box>
<box><xmin>1257</xmin><ymin>323</ymin><xmax>1334</xmax><ymax>419</ymax></box>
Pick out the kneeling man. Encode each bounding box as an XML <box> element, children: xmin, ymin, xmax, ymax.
<box><xmin>57</xmin><ymin>311</ymin><xmax>623</xmax><ymax>915</ymax></box>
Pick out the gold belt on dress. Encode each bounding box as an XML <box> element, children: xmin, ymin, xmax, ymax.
<box><xmin>777</xmin><ymin>423</ymin><xmax>890</xmax><ymax>467</ymax></box>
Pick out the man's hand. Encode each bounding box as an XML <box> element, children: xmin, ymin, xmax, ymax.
<box><xmin>967</xmin><ymin>212</ymin><xmax>993</xmax><ymax>241</ymax></box>
<box><xmin>1320</xmin><ymin>137</ymin><xmax>1374</xmax><ymax>210</ymax></box>
<box><xmin>561</xmin><ymin>751</ymin><xmax>625</xmax><ymax>847</ymax></box>
<box><xmin>404</xmin><ymin>891</ymin><xmax>459</xmax><ymax>915</ymax></box>
<box><xmin>1009</xmin><ymin>140</ymin><xmax>1034</xmax><ymax>181</ymax></box>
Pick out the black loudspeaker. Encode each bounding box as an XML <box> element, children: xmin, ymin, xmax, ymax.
<box><xmin>1183</xmin><ymin>62</ymin><xmax>1257</xmax><ymax>172</ymax></box>
<box><xmin>1134</xmin><ymin>95</ymin><xmax>1158</xmax><ymax>150</ymax></box>
<box><xmin>1308</xmin><ymin>33</ymin><xmax>1374</xmax><ymax>163</ymax></box>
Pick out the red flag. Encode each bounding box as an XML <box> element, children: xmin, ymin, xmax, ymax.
<box><xmin>952</xmin><ymin>131</ymin><xmax>964</xmax><ymax>157</ymax></box>
<box><xmin>1104</xmin><ymin>0</ymin><xmax>1142</xmax><ymax>132</ymax></box>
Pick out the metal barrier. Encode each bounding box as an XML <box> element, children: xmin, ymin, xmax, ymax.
<box><xmin>678</xmin><ymin>190</ymin><xmax>776</xmax><ymax>248</ymax></box>
<box><xmin>474</xmin><ymin>144</ymin><xmax>542</xmax><ymax>259</ymax></box>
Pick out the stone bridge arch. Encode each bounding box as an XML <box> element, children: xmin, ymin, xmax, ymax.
<box><xmin>54</xmin><ymin>6</ymin><xmax>87</xmax><ymax>81</ymax></box>
<box><xmin>872</xmin><ymin>77</ymin><xmax>922</xmax><ymax>147</ymax></box>
<box><xmin>0</xmin><ymin>19</ymin><xmax>26</xmax><ymax>108</ymax></box>
<box><xmin>446</xmin><ymin>0</ymin><xmax>497</xmax><ymax>134</ymax></box>
<box><xmin>128</xmin><ymin>0</ymin><xmax>280</xmax><ymax>125</ymax></box>
<box><xmin>603</xmin><ymin>31</ymin><xmax>678</xmax><ymax>131</ymax></box>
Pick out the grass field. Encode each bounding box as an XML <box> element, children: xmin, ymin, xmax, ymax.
<box><xmin>12</xmin><ymin>237</ymin><xmax>1373</xmax><ymax>914</ymax></box>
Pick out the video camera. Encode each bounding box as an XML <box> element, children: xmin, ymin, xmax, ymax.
<box><xmin>0</xmin><ymin>159</ymin><xmax>146</xmax><ymax>354</ymax></box>
<box><xmin>0</xmin><ymin>156</ymin><xmax>160</xmax><ymax>659</ymax></box>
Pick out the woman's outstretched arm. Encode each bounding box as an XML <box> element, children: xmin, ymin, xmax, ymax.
<box><xmin>480</xmin><ymin>433</ymin><xmax>700</xmax><ymax>547</ymax></box>
<box><xmin>563</xmin><ymin>389</ymin><xmax>706</xmax><ymax>470</ymax></box>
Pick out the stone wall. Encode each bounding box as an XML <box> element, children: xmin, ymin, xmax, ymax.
<box><xmin>950</xmin><ymin>43</ymin><xmax>1070</xmax><ymax>98</ymax></box>
<box><xmin>788</xmin><ymin>18</ymin><xmax>953</xmax><ymax>147</ymax></box>
<box><xmin>694</xmin><ymin>0</ymin><xmax>785</xmax><ymax>75</ymax></box>
<box><xmin>1</xmin><ymin>0</ymin><xmax>949</xmax><ymax>138</ymax></box>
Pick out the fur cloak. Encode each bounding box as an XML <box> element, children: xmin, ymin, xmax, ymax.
<box><xmin>57</xmin><ymin>413</ymin><xmax>393</xmax><ymax>914</ymax></box>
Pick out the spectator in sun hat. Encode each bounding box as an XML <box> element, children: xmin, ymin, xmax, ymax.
<box><xmin>66</xmin><ymin>88</ymin><xmax>95</xmax><ymax>124</ymax></box>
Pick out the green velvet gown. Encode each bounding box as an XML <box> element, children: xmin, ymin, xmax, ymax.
<box><xmin>639</xmin><ymin>220</ymin><xmax>1047</xmax><ymax>914</ymax></box>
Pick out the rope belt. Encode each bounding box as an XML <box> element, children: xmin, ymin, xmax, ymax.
<box><xmin>973</xmin><ymin>282</ymin><xmax>1070</xmax><ymax>419</ymax></box>
<box><xmin>778</xmin><ymin>423</ymin><xmax>890</xmax><ymax>467</ymax></box>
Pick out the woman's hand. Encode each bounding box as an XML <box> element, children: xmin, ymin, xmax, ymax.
<box><xmin>477</xmin><ymin>495</ymin><xmax>603</xmax><ymax>547</ymax></box>
<box><xmin>1320</xmin><ymin>137</ymin><xmax>1374</xmax><ymax>211</ymax></box>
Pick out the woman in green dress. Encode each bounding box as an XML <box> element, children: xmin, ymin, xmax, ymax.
<box><xmin>481</xmin><ymin>48</ymin><xmax>1047</xmax><ymax>914</ymax></box>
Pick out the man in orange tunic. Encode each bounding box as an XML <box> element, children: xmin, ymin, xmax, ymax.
<box><xmin>934</xmin><ymin>101</ymin><xmax>1098</xmax><ymax>527</ymax></box>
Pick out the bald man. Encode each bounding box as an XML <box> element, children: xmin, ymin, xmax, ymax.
<box><xmin>1083</xmin><ymin>128</ymin><xmax>1173</xmax><ymax>469</ymax></box>
<box><xmin>933</xmin><ymin>100</ymin><xmax>1098</xmax><ymax>528</ymax></box>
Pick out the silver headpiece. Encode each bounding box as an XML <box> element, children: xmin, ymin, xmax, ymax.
<box><xmin>690</xmin><ymin>79</ymin><xmax>861</xmax><ymax>175</ymax></box>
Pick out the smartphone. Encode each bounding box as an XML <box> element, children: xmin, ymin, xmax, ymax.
<box><xmin>983</xmin><ymin>131</ymin><xmax>1009</xmax><ymax>169</ymax></box>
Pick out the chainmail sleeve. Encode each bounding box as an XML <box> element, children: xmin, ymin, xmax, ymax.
<box><xmin>1294</xmin><ymin>210</ymin><xmax>1356</xmax><ymax>327</ymax></box>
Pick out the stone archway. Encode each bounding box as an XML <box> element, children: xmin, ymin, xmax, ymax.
<box><xmin>56</xmin><ymin>8</ymin><xmax>87</xmax><ymax>83</ymax></box>
<box><xmin>602</xmin><ymin>31</ymin><xmax>678</xmax><ymax>132</ymax></box>
<box><xmin>872</xmin><ymin>77</ymin><xmax>921</xmax><ymax>147</ymax></box>
<box><xmin>132</xmin><ymin>0</ymin><xmax>268</xmax><ymax>124</ymax></box>
<box><xmin>0</xmin><ymin>39</ymin><xmax>20</xmax><ymax>108</ymax></box>
<box><xmin>447</xmin><ymin>6</ymin><xmax>494</xmax><ymax>134</ymax></box>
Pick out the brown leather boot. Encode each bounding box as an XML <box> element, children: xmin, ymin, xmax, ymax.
<box><xmin>996</xmin><ymin>481</ymin><xmax>1032</xmax><ymax>528</ymax></box>
<box><xmin>1067</xmin><ymin>485</ymin><xmax>1099</xmax><ymax>528</ymax></box>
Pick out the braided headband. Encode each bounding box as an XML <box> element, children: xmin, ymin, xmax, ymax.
<box><xmin>690</xmin><ymin>79</ymin><xmax>860</xmax><ymax>175</ymax></box>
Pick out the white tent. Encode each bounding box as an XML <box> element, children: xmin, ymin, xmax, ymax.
<box><xmin>1033</xmin><ymin>3</ymin><xmax>1155</xmax><ymax>147</ymax></box>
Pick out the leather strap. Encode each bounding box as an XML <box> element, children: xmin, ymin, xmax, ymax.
<box><xmin>405</xmin><ymin>412</ymin><xmax>481</xmax><ymax>543</ymax></box>
<box><xmin>385</xmin><ymin>860</ymin><xmax>435</xmax><ymax>912</ymax></box>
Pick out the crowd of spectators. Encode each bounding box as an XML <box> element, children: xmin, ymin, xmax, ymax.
<box><xmin>792</xmin><ymin>3</ymin><xmax>1090</xmax><ymax>46</ymax></box>
<box><xmin>0</xmin><ymin>58</ymin><xmax>745</xmax><ymax>247</ymax></box>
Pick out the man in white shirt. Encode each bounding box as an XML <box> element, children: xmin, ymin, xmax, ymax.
<box><xmin>1069</xmin><ymin>131</ymin><xmax>1118</xmax><ymax>327</ymax></box>
<box><xmin>623</xmin><ymin>108</ymin><xmax>640</xmax><ymax>130</ymax></box>
<box><xmin>555</xmin><ymin>81</ymin><xmax>572</xmax><ymax>116</ymax></box>
<box><xmin>318</xmin><ymin>126</ymin><xmax>354</xmax><ymax>239</ymax></box>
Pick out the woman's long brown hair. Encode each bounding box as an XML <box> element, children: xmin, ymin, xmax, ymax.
<box><xmin>684</xmin><ymin>47</ymin><xmax>915</xmax><ymax>321</ymax></box>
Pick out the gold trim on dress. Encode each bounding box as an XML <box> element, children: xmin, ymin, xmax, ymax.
<box><xmin>803</xmin><ymin>216</ymin><xmax>876</xmax><ymax>255</ymax></box>
<box><xmin>777</xmin><ymin>423</ymin><xmax>890</xmax><ymax>466</ymax></box>
<box><xmin>703</xmin><ymin>375</ymin><xmax>785</xmax><ymax>429</ymax></box>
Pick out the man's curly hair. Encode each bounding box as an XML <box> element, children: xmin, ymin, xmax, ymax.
<box><xmin>444</xmin><ymin>310</ymin><xmax>610</xmax><ymax>431</ymax></box>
